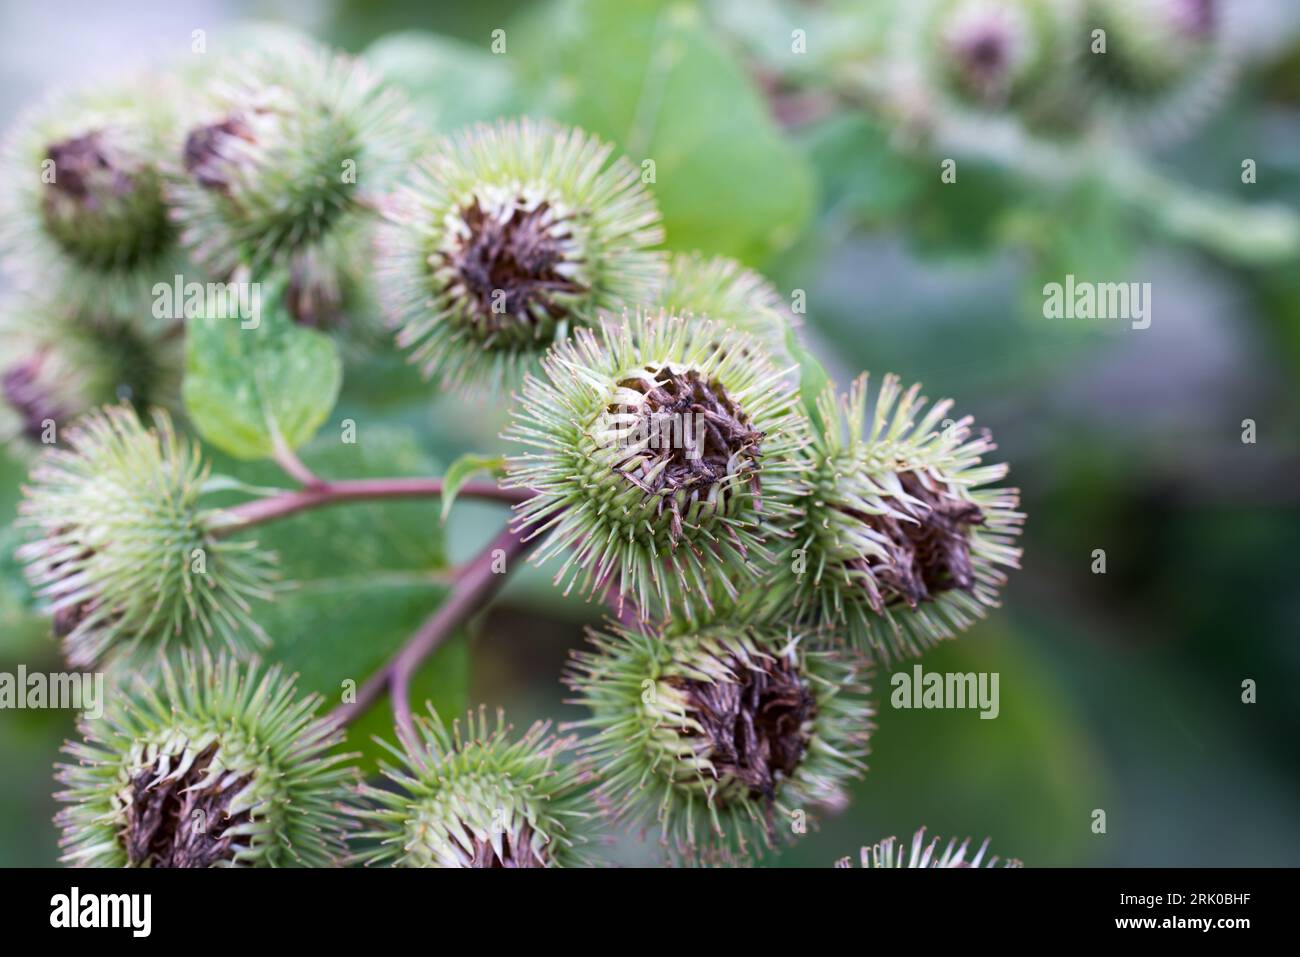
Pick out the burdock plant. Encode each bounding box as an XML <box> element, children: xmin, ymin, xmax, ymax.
<box><xmin>0</xmin><ymin>295</ymin><xmax>182</xmax><ymax>446</ymax></box>
<box><xmin>349</xmin><ymin>707</ymin><xmax>595</xmax><ymax>867</ymax></box>
<box><xmin>1080</xmin><ymin>0</ymin><xmax>1221</xmax><ymax>100</ymax></box>
<box><xmin>376</xmin><ymin>118</ymin><xmax>666</xmax><ymax>388</ymax></box>
<box><xmin>16</xmin><ymin>405</ymin><xmax>274</xmax><ymax>667</ymax></box>
<box><xmin>1</xmin><ymin>22</ymin><xmax>1033</xmax><ymax>872</ymax></box>
<box><xmin>504</xmin><ymin>311</ymin><xmax>807</xmax><ymax>619</ymax></box>
<box><xmin>925</xmin><ymin>0</ymin><xmax>1072</xmax><ymax>111</ymax></box>
<box><xmin>0</xmin><ymin>73</ymin><xmax>188</xmax><ymax>316</ymax></box>
<box><xmin>56</xmin><ymin>654</ymin><xmax>354</xmax><ymax>867</ymax></box>
<box><xmin>835</xmin><ymin>826</ymin><xmax>1022</xmax><ymax>868</ymax></box>
<box><xmin>776</xmin><ymin>374</ymin><xmax>1023</xmax><ymax>661</ymax></box>
<box><xmin>1073</xmin><ymin>0</ymin><xmax>1235</xmax><ymax>139</ymax></box>
<box><xmin>659</xmin><ymin>251</ymin><xmax>797</xmax><ymax>358</ymax></box>
<box><xmin>169</xmin><ymin>38</ymin><xmax>412</xmax><ymax>327</ymax></box>
<box><xmin>565</xmin><ymin>622</ymin><xmax>872</xmax><ymax>859</ymax></box>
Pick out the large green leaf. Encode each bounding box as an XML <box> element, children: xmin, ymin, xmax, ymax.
<box><xmin>905</xmin><ymin>159</ymin><xmax>1027</xmax><ymax>260</ymax></box>
<box><xmin>256</xmin><ymin>575</ymin><xmax>469</xmax><ymax>775</ymax></box>
<box><xmin>802</xmin><ymin>113</ymin><xmax>926</xmax><ymax>223</ymax></box>
<box><xmin>770</xmin><ymin>618</ymin><xmax>1109</xmax><ymax>867</ymax></box>
<box><xmin>364</xmin><ymin>30</ymin><xmax>520</xmax><ymax>133</ymax></box>
<box><xmin>183</xmin><ymin>295</ymin><xmax>343</xmax><ymax>461</ymax></box>
<box><xmin>213</xmin><ymin>429</ymin><xmax>468</xmax><ymax>772</ymax></box>
<box><xmin>514</xmin><ymin>0</ymin><xmax>814</xmax><ymax>264</ymax></box>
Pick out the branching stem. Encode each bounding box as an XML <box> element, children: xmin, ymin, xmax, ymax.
<box><xmin>322</xmin><ymin>525</ymin><xmax>532</xmax><ymax>749</ymax></box>
<box><xmin>211</xmin><ymin>478</ymin><xmax>531</xmax><ymax>534</ymax></box>
<box><xmin>272</xmin><ymin>436</ymin><xmax>326</xmax><ymax>489</ymax></box>
<box><xmin>209</xmin><ymin>464</ymin><xmax>535</xmax><ymax>743</ymax></box>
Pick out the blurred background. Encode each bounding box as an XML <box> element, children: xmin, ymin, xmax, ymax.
<box><xmin>1</xmin><ymin>0</ymin><xmax>1298</xmax><ymax>866</ymax></box>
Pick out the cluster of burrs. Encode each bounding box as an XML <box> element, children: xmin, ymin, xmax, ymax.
<box><xmin>901</xmin><ymin>0</ymin><xmax>1231</xmax><ymax>139</ymax></box>
<box><xmin>3</xmin><ymin>24</ymin><xmax>1024</xmax><ymax>867</ymax></box>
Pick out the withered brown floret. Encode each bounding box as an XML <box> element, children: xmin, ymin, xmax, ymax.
<box><xmin>608</xmin><ymin>365</ymin><xmax>764</xmax><ymax>543</ymax></box>
<box><xmin>842</xmin><ymin>469</ymin><xmax>986</xmax><ymax>610</ymax></box>
<box><xmin>124</xmin><ymin>744</ymin><xmax>253</xmax><ymax>868</ymax></box>
<box><xmin>669</xmin><ymin>653</ymin><xmax>815</xmax><ymax>801</ymax></box>
<box><xmin>441</xmin><ymin>196</ymin><xmax>586</xmax><ymax>334</ymax></box>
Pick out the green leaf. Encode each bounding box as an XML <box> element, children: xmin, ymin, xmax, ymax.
<box><xmin>364</xmin><ymin>30</ymin><xmax>519</xmax><ymax>132</ymax></box>
<box><xmin>440</xmin><ymin>453</ymin><xmax>506</xmax><ymax>522</ymax></box>
<box><xmin>802</xmin><ymin>113</ymin><xmax>925</xmax><ymax>223</ymax></box>
<box><xmin>216</xmin><ymin>430</ymin><xmax>447</xmax><ymax>576</ymax></box>
<box><xmin>906</xmin><ymin>159</ymin><xmax>1027</xmax><ymax>260</ymax></box>
<box><xmin>213</xmin><ymin>429</ymin><xmax>466</xmax><ymax>772</ymax></box>
<box><xmin>515</xmin><ymin>0</ymin><xmax>814</xmax><ymax>264</ymax></box>
<box><xmin>256</xmin><ymin>577</ymin><xmax>468</xmax><ymax>775</ymax></box>
<box><xmin>772</xmin><ymin>618</ymin><xmax>1108</xmax><ymax>866</ymax></box>
<box><xmin>183</xmin><ymin>298</ymin><xmax>342</xmax><ymax>460</ymax></box>
<box><xmin>784</xmin><ymin>324</ymin><xmax>831</xmax><ymax>432</ymax></box>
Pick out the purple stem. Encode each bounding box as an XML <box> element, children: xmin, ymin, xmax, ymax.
<box><xmin>213</xmin><ymin>478</ymin><xmax>531</xmax><ymax>534</ymax></box>
<box><xmin>323</xmin><ymin>525</ymin><xmax>532</xmax><ymax>747</ymax></box>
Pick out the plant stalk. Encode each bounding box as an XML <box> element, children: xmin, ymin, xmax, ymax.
<box><xmin>323</xmin><ymin>525</ymin><xmax>532</xmax><ymax>748</ymax></box>
<box><xmin>211</xmin><ymin>478</ymin><xmax>531</xmax><ymax>534</ymax></box>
